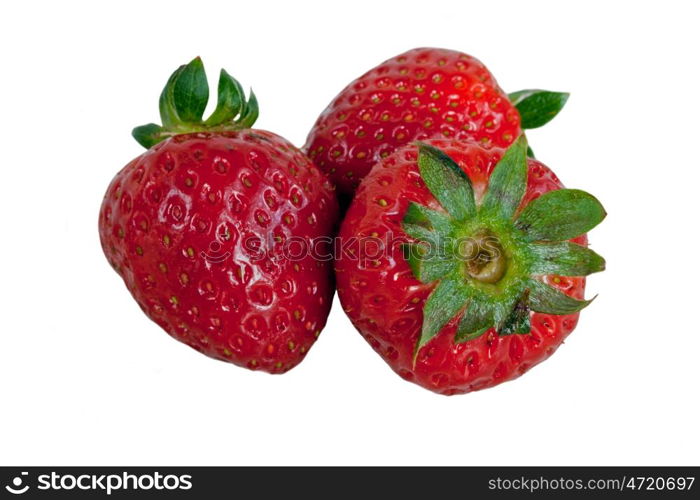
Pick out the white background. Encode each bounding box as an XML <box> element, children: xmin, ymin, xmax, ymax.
<box><xmin>2</xmin><ymin>0</ymin><xmax>698</xmax><ymax>466</ymax></box>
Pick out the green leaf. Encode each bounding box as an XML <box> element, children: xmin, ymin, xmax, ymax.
<box><xmin>499</xmin><ymin>290</ymin><xmax>531</xmax><ymax>335</ymax></box>
<box><xmin>137</xmin><ymin>59</ymin><xmax>258</xmax><ymax>148</ymax></box>
<box><xmin>238</xmin><ymin>89</ymin><xmax>259</xmax><ymax>129</ymax></box>
<box><xmin>509</xmin><ymin>89</ymin><xmax>569</xmax><ymax>129</ymax></box>
<box><xmin>403</xmin><ymin>244</ymin><xmax>455</xmax><ymax>284</ymax></box>
<box><xmin>417</xmin><ymin>277</ymin><xmax>471</xmax><ymax>351</ymax></box>
<box><xmin>172</xmin><ymin>57</ymin><xmax>209</xmax><ymax>123</ymax></box>
<box><xmin>204</xmin><ymin>69</ymin><xmax>244</xmax><ymax>126</ymax></box>
<box><xmin>403</xmin><ymin>202</ymin><xmax>453</xmax><ymax>236</ymax></box>
<box><xmin>527</xmin><ymin>145</ymin><xmax>535</xmax><ymax>158</ymax></box>
<box><xmin>479</xmin><ymin>136</ymin><xmax>528</xmax><ymax>220</ymax></box>
<box><xmin>515</xmin><ymin>189</ymin><xmax>607</xmax><ymax>241</ymax></box>
<box><xmin>529</xmin><ymin>242</ymin><xmax>606</xmax><ymax>276</ymax></box>
<box><xmin>527</xmin><ymin>279</ymin><xmax>593</xmax><ymax>314</ymax></box>
<box><xmin>159</xmin><ymin>65</ymin><xmax>184</xmax><ymax>128</ymax></box>
<box><xmin>132</xmin><ymin>123</ymin><xmax>166</xmax><ymax>149</ymax></box>
<box><xmin>416</xmin><ymin>143</ymin><xmax>476</xmax><ymax>221</ymax></box>
<box><xmin>455</xmin><ymin>294</ymin><xmax>492</xmax><ymax>342</ymax></box>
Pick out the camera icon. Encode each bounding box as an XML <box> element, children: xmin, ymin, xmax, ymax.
<box><xmin>5</xmin><ymin>472</ymin><xmax>29</xmax><ymax>495</ymax></box>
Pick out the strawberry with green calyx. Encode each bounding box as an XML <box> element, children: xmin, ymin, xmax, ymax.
<box><xmin>304</xmin><ymin>47</ymin><xmax>569</xmax><ymax>197</ymax></box>
<box><xmin>405</xmin><ymin>137</ymin><xmax>604</xmax><ymax>352</ymax></box>
<box><xmin>100</xmin><ymin>58</ymin><xmax>338</xmax><ymax>373</ymax></box>
<box><xmin>336</xmin><ymin>137</ymin><xmax>605</xmax><ymax>395</ymax></box>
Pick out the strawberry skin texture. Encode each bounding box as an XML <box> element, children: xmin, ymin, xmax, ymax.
<box><xmin>99</xmin><ymin>130</ymin><xmax>338</xmax><ymax>373</ymax></box>
<box><xmin>305</xmin><ymin>48</ymin><xmax>521</xmax><ymax>196</ymax></box>
<box><xmin>336</xmin><ymin>139</ymin><xmax>586</xmax><ymax>395</ymax></box>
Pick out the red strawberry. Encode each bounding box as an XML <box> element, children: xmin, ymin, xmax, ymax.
<box><xmin>305</xmin><ymin>47</ymin><xmax>569</xmax><ymax>198</ymax></box>
<box><xmin>336</xmin><ymin>137</ymin><xmax>605</xmax><ymax>394</ymax></box>
<box><xmin>99</xmin><ymin>58</ymin><xmax>338</xmax><ymax>373</ymax></box>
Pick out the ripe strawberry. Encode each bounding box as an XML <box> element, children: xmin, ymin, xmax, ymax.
<box><xmin>99</xmin><ymin>58</ymin><xmax>338</xmax><ymax>373</ymax></box>
<box><xmin>336</xmin><ymin>137</ymin><xmax>605</xmax><ymax>394</ymax></box>
<box><xmin>305</xmin><ymin>47</ymin><xmax>569</xmax><ymax>198</ymax></box>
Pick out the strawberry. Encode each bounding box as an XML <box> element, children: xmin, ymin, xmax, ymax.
<box><xmin>335</xmin><ymin>137</ymin><xmax>605</xmax><ymax>394</ymax></box>
<box><xmin>99</xmin><ymin>58</ymin><xmax>338</xmax><ymax>373</ymax></box>
<box><xmin>305</xmin><ymin>47</ymin><xmax>569</xmax><ymax>198</ymax></box>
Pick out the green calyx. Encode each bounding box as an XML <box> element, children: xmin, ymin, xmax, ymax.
<box><xmin>402</xmin><ymin>136</ymin><xmax>606</xmax><ymax>355</ymax></box>
<box><xmin>509</xmin><ymin>89</ymin><xmax>569</xmax><ymax>130</ymax></box>
<box><xmin>132</xmin><ymin>57</ymin><xmax>259</xmax><ymax>149</ymax></box>
<box><xmin>508</xmin><ymin>89</ymin><xmax>569</xmax><ymax>158</ymax></box>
